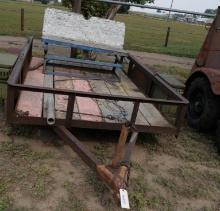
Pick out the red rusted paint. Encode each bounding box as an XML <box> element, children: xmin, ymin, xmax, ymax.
<box><xmin>72</xmin><ymin>79</ymin><xmax>102</xmax><ymax>121</ymax></box>
<box><xmin>16</xmin><ymin>57</ymin><xmax>44</xmax><ymax>117</ymax></box>
<box><xmin>187</xmin><ymin>67</ymin><xmax>220</xmax><ymax>95</ymax></box>
<box><xmin>188</xmin><ymin>8</ymin><xmax>220</xmax><ymax>95</ymax></box>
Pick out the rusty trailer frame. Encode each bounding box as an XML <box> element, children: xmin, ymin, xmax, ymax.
<box><xmin>6</xmin><ymin>38</ymin><xmax>188</xmax><ymax>205</ymax></box>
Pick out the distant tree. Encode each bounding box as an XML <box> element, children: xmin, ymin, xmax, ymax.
<box><xmin>118</xmin><ymin>5</ymin><xmax>130</xmax><ymax>14</ymax></box>
<box><xmin>172</xmin><ymin>13</ymin><xmax>184</xmax><ymax>20</ymax></box>
<box><xmin>205</xmin><ymin>9</ymin><xmax>217</xmax><ymax>14</ymax></box>
<box><xmin>157</xmin><ymin>9</ymin><xmax>161</xmax><ymax>13</ymax></box>
<box><xmin>62</xmin><ymin>0</ymin><xmax>154</xmax><ymax>19</ymax></box>
<box><xmin>41</xmin><ymin>0</ymin><xmax>49</xmax><ymax>4</ymax></box>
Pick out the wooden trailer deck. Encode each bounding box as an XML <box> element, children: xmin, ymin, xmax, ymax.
<box><xmin>16</xmin><ymin>57</ymin><xmax>172</xmax><ymax>130</ymax></box>
<box><xmin>7</xmin><ymin>38</ymin><xmax>187</xmax><ymax>135</ymax></box>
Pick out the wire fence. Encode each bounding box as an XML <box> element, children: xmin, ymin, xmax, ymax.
<box><xmin>0</xmin><ymin>5</ymin><xmax>208</xmax><ymax>58</ymax></box>
<box><xmin>0</xmin><ymin>7</ymin><xmax>44</xmax><ymax>37</ymax></box>
<box><xmin>117</xmin><ymin>13</ymin><xmax>208</xmax><ymax>58</ymax></box>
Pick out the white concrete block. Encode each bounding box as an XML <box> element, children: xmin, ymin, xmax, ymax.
<box><xmin>42</xmin><ymin>8</ymin><xmax>125</xmax><ymax>50</ymax></box>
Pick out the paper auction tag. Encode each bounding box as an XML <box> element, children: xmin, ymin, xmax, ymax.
<box><xmin>119</xmin><ymin>189</ymin><xmax>130</xmax><ymax>209</ymax></box>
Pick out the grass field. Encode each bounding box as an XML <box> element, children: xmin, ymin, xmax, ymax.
<box><xmin>1</xmin><ymin>116</ymin><xmax>220</xmax><ymax>211</ymax></box>
<box><xmin>116</xmin><ymin>14</ymin><xmax>207</xmax><ymax>58</ymax></box>
<box><xmin>1</xmin><ymin>2</ymin><xmax>220</xmax><ymax>210</ymax></box>
<box><xmin>0</xmin><ymin>0</ymin><xmax>208</xmax><ymax>58</ymax></box>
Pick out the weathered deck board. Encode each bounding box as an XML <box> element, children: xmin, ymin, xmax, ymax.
<box><xmin>47</xmin><ymin>65</ymin><xmax>171</xmax><ymax>127</ymax></box>
<box><xmin>54</xmin><ymin>76</ymin><xmax>80</xmax><ymax>120</ymax></box>
<box><xmin>55</xmin><ymin>67</ymin><xmax>102</xmax><ymax>121</ymax></box>
<box><xmin>71</xmin><ymin>79</ymin><xmax>102</xmax><ymax>122</ymax></box>
<box><xmin>89</xmin><ymin>80</ymin><xmax>127</xmax><ymax>123</ymax></box>
<box><xmin>16</xmin><ymin>58</ymin><xmax>173</xmax><ymax>131</ymax></box>
<box><xmin>54</xmin><ymin>66</ymin><xmax>166</xmax><ymax>127</ymax></box>
<box><xmin>16</xmin><ymin>58</ymin><xmax>44</xmax><ymax>117</ymax></box>
<box><xmin>116</xmin><ymin>69</ymin><xmax>172</xmax><ymax>127</ymax></box>
<box><xmin>67</xmin><ymin>67</ymin><xmax>129</xmax><ymax>123</ymax></box>
<box><xmin>75</xmin><ymin>68</ymin><xmax>146</xmax><ymax>125</ymax></box>
<box><xmin>105</xmin><ymin>80</ymin><xmax>147</xmax><ymax>125</ymax></box>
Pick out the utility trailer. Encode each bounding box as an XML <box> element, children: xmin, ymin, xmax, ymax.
<box><xmin>6</xmin><ymin>37</ymin><xmax>187</xmax><ymax>205</ymax></box>
<box><xmin>6</xmin><ymin>8</ymin><xmax>187</xmax><ymax>206</ymax></box>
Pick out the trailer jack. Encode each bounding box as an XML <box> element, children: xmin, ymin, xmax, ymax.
<box><xmin>54</xmin><ymin>124</ymin><xmax>138</xmax><ymax>205</ymax></box>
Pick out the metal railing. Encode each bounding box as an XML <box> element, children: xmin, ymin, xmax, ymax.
<box><xmin>96</xmin><ymin>0</ymin><xmax>216</xmax><ymax>18</ymax></box>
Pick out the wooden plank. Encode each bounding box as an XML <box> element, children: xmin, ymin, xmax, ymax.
<box><xmin>157</xmin><ymin>73</ymin><xmax>185</xmax><ymax>89</ymax></box>
<box><xmin>54</xmin><ymin>67</ymin><xmax>103</xmax><ymax>121</ymax></box>
<box><xmin>76</xmin><ymin>67</ymin><xmax>147</xmax><ymax>125</ymax></box>
<box><xmin>53</xmin><ymin>65</ymin><xmax>118</xmax><ymax>81</ymax></box>
<box><xmin>89</xmin><ymin>80</ymin><xmax>126</xmax><ymax>123</ymax></box>
<box><xmin>116</xmin><ymin>70</ymin><xmax>144</xmax><ymax>98</ymax></box>
<box><xmin>62</xmin><ymin>66</ymin><xmax>128</xmax><ymax>123</ymax></box>
<box><xmin>71</xmin><ymin>79</ymin><xmax>102</xmax><ymax>122</ymax></box>
<box><xmin>54</xmin><ymin>76</ymin><xmax>80</xmax><ymax>120</ymax></box>
<box><xmin>16</xmin><ymin>58</ymin><xmax>44</xmax><ymax>117</ymax></box>
<box><xmin>105</xmin><ymin>79</ymin><xmax>147</xmax><ymax>125</ymax></box>
<box><xmin>140</xmin><ymin>103</ymin><xmax>171</xmax><ymax>127</ymax></box>
<box><xmin>53</xmin><ymin>65</ymin><xmax>171</xmax><ymax>128</ymax></box>
<box><xmin>116</xmin><ymin>69</ymin><xmax>172</xmax><ymax>127</ymax></box>
<box><xmin>73</xmin><ymin>67</ymin><xmax>132</xmax><ymax>123</ymax></box>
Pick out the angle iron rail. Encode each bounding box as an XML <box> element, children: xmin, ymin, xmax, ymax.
<box><xmin>8</xmin><ymin>84</ymin><xmax>187</xmax><ymax>106</ymax></box>
<box><xmin>45</xmin><ymin>55</ymin><xmax>123</xmax><ymax>69</ymax></box>
<box><xmin>7</xmin><ymin>37</ymin><xmax>33</xmax><ymax>84</ymax></box>
<box><xmin>54</xmin><ymin>126</ymin><xmax>100</xmax><ymax>169</ymax></box>
<box><xmin>8</xmin><ymin>42</ymin><xmax>187</xmax><ymax>106</ymax></box>
<box><xmin>8</xmin><ymin>116</ymin><xmax>177</xmax><ymax>134</ymax></box>
<box><xmin>42</xmin><ymin>37</ymin><xmax>127</xmax><ymax>56</ymax></box>
<box><xmin>7</xmin><ymin>38</ymin><xmax>187</xmax><ymax>136</ymax></box>
<box><xmin>128</xmin><ymin>54</ymin><xmax>188</xmax><ymax>103</ymax></box>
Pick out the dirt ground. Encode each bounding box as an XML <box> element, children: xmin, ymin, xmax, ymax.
<box><xmin>0</xmin><ymin>36</ymin><xmax>194</xmax><ymax>69</ymax></box>
<box><xmin>1</xmin><ymin>36</ymin><xmax>220</xmax><ymax>211</ymax></box>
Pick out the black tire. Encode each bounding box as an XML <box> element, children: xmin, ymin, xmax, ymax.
<box><xmin>186</xmin><ymin>77</ymin><xmax>220</xmax><ymax>131</ymax></box>
<box><xmin>216</xmin><ymin>121</ymin><xmax>220</xmax><ymax>152</ymax></box>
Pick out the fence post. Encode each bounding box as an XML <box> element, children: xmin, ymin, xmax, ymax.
<box><xmin>21</xmin><ymin>8</ymin><xmax>24</xmax><ymax>32</ymax></box>
<box><xmin>164</xmin><ymin>26</ymin><xmax>171</xmax><ymax>47</ymax></box>
<box><xmin>70</xmin><ymin>0</ymin><xmax>82</xmax><ymax>58</ymax></box>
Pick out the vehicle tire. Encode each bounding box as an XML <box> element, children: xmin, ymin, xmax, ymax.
<box><xmin>216</xmin><ymin>121</ymin><xmax>220</xmax><ymax>152</ymax></box>
<box><xmin>186</xmin><ymin>77</ymin><xmax>220</xmax><ymax>131</ymax></box>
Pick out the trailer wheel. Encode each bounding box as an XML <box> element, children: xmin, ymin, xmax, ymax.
<box><xmin>216</xmin><ymin>121</ymin><xmax>220</xmax><ymax>152</ymax></box>
<box><xmin>186</xmin><ymin>77</ymin><xmax>219</xmax><ymax>131</ymax></box>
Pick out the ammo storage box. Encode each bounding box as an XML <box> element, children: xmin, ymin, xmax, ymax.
<box><xmin>0</xmin><ymin>53</ymin><xmax>18</xmax><ymax>100</ymax></box>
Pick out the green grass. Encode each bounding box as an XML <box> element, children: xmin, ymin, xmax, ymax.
<box><xmin>116</xmin><ymin>14</ymin><xmax>207</xmax><ymax>58</ymax></box>
<box><xmin>0</xmin><ymin>140</ymin><xmax>54</xmax><ymax>207</ymax></box>
<box><xmin>0</xmin><ymin>198</ymin><xmax>10</xmax><ymax>211</ymax></box>
<box><xmin>57</xmin><ymin>181</ymin><xmax>86</xmax><ymax>211</ymax></box>
<box><xmin>86</xmin><ymin>171</ymin><xmax>111</xmax><ymax>205</ymax></box>
<box><xmin>31</xmin><ymin>180</ymin><xmax>47</xmax><ymax>198</ymax></box>
<box><xmin>145</xmin><ymin>195</ymin><xmax>175</xmax><ymax>211</ymax></box>
<box><xmin>153</xmin><ymin>64</ymin><xmax>190</xmax><ymax>81</ymax></box>
<box><xmin>155</xmin><ymin>175</ymin><xmax>211</xmax><ymax>199</ymax></box>
<box><xmin>0</xmin><ymin>0</ymin><xmax>64</xmax><ymax>38</ymax></box>
<box><xmin>1</xmin><ymin>124</ymin><xmax>220</xmax><ymax>210</ymax></box>
<box><xmin>0</xmin><ymin>0</ymin><xmax>207</xmax><ymax>58</ymax></box>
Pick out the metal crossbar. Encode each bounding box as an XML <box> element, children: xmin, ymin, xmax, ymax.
<box><xmin>96</xmin><ymin>0</ymin><xmax>215</xmax><ymax>18</ymax></box>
